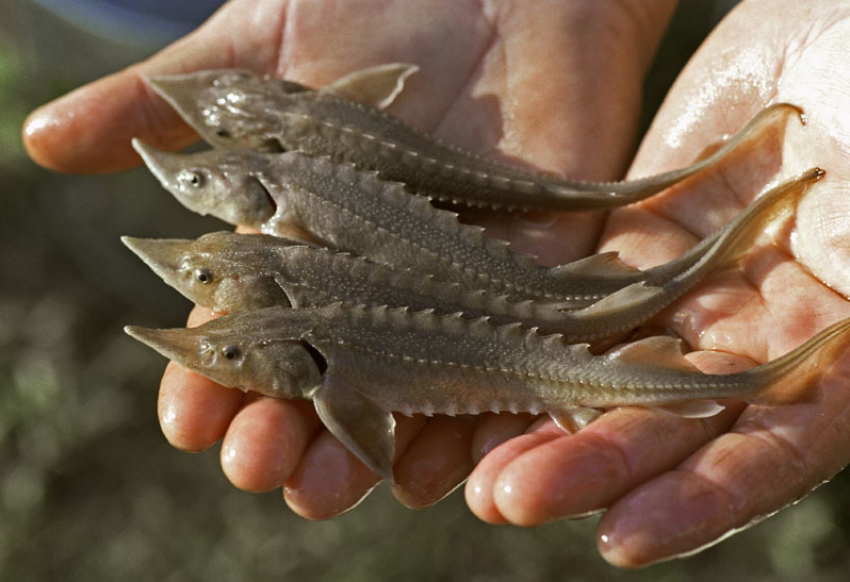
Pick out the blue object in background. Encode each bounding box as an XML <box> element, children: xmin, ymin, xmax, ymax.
<box><xmin>29</xmin><ymin>0</ymin><xmax>226</xmax><ymax>49</ymax></box>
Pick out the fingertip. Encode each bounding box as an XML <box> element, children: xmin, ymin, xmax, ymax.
<box><xmin>158</xmin><ymin>360</ymin><xmax>244</xmax><ymax>451</ymax></box>
<box><xmin>596</xmin><ymin>471</ymin><xmax>729</xmax><ymax>568</ymax></box>
<box><xmin>492</xmin><ymin>461</ymin><xmax>547</xmax><ymax>527</ymax></box>
<box><xmin>597</xmin><ymin>527</ymin><xmax>647</xmax><ymax>569</ymax></box>
<box><xmin>283</xmin><ymin>432</ymin><xmax>381</xmax><ymax>520</ymax></box>
<box><xmin>220</xmin><ymin>398</ymin><xmax>320</xmax><ymax>493</ymax></box>
<box><xmin>22</xmin><ymin>67</ymin><xmax>197</xmax><ymax>174</ymax></box>
<box><xmin>391</xmin><ymin>416</ymin><xmax>476</xmax><ymax>509</ymax></box>
<box><xmin>494</xmin><ymin>432</ymin><xmax>629</xmax><ymax>526</ymax></box>
<box><xmin>465</xmin><ymin>423</ymin><xmax>563</xmax><ymax>525</ymax></box>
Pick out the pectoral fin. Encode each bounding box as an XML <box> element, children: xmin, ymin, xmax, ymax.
<box><xmin>313</xmin><ymin>369</ymin><xmax>396</xmax><ymax>482</ymax></box>
<box><xmin>571</xmin><ymin>282</ymin><xmax>662</xmax><ymax>316</ymax></box>
<box><xmin>650</xmin><ymin>400</ymin><xmax>726</xmax><ymax>418</ymax></box>
<box><xmin>548</xmin><ymin>408</ymin><xmax>602</xmax><ymax>433</ymax></box>
<box><xmin>551</xmin><ymin>251</ymin><xmax>641</xmax><ymax>280</ymax></box>
<box><xmin>323</xmin><ymin>63</ymin><xmax>419</xmax><ymax>109</ymax></box>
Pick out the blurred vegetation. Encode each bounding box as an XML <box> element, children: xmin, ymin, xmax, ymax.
<box><xmin>1</xmin><ymin>1</ymin><xmax>849</xmax><ymax>580</ymax></box>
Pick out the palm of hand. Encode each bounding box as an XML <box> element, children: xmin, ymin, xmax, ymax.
<box><xmin>469</xmin><ymin>1</ymin><xmax>850</xmax><ymax>567</ymax></box>
<box><xmin>23</xmin><ymin>0</ymin><xmax>850</xmax><ymax>568</ymax></box>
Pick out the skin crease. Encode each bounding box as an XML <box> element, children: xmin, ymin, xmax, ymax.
<box><xmin>20</xmin><ymin>0</ymin><xmax>850</xmax><ymax>568</ymax></box>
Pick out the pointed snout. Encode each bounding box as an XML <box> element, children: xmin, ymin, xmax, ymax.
<box><xmin>132</xmin><ymin>138</ymin><xmax>183</xmax><ymax>183</ymax></box>
<box><xmin>146</xmin><ymin>73</ymin><xmax>203</xmax><ymax>102</ymax></box>
<box><xmin>146</xmin><ymin>70</ymin><xmax>260</xmax><ymax>135</ymax></box>
<box><xmin>124</xmin><ymin>325</ymin><xmax>203</xmax><ymax>367</ymax></box>
<box><xmin>121</xmin><ymin>236</ymin><xmax>189</xmax><ymax>282</ymax></box>
<box><xmin>147</xmin><ymin>69</ymin><xmax>259</xmax><ymax>101</ymax></box>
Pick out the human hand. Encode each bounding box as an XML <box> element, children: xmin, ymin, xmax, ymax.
<box><xmin>23</xmin><ymin>0</ymin><xmax>681</xmax><ymax>519</ymax></box>
<box><xmin>466</xmin><ymin>0</ymin><xmax>850</xmax><ymax>567</ymax></box>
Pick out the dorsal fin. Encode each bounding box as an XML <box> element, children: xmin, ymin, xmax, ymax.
<box><xmin>552</xmin><ymin>252</ymin><xmax>642</xmax><ymax>280</ymax></box>
<box><xmin>607</xmin><ymin>335</ymin><xmax>698</xmax><ymax>373</ymax></box>
<box><xmin>573</xmin><ymin>282</ymin><xmax>662</xmax><ymax>317</ymax></box>
<box><xmin>322</xmin><ymin>63</ymin><xmax>419</xmax><ymax>109</ymax></box>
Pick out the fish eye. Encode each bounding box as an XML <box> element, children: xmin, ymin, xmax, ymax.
<box><xmin>221</xmin><ymin>345</ymin><xmax>242</xmax><ymax>361</ymax></box>
<box><xmin>215</xmin><ymin>128</ymin><xmax>231</xmax><ymax>138</ymax></box>
<box><xmin>178</xmin><ymin>169</ymin><xmax>205</xmax><ymax>188</ymax></box>
<box><xmin>193</xmin><ymin>268</ymin><xmax>213</xmax><ymax>284</ymax></box>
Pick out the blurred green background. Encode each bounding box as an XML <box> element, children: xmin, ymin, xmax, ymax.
<box><xmin>1</xmin><ymin>1</ymin><xmax>849</xmax><ymax>580</ymax></box>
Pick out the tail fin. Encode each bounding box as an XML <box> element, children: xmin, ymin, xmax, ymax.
<box><xmin>747</xmin><ymin>316</ymin><xmax>850</xmax><ymax>405</ymax></box>
<box><xmin>698</xmin><ymin>167</ymin><xmax>824</xmax><ymax>270</ymax></box>
<box><xmin>550</xmin><ymin>103</ymin><xmax>805</xmax><ymax>202</ymax></box>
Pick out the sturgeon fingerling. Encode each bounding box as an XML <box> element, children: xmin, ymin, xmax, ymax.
<box><xmin>146</xmin><ymin>65</ymin><xmax>803</xmax><ymax>211</ymax></box>
<box><xmin>125</xmin><ymin>304</ymin><xmax>850</xmax><ymax>481</ymax></box>
<box><xmin>125</xmin><ymin>68</ymin><xmax>838</xmax><ymax>497</ymax></box>
<box><xmin>133</xmin><ymin>140</ymin><xmax>746</xmax><ymax>306</ymax></box>
<box><xmin>123</xmin><ymin>167</ymin><xmax>822</xmax><ymax>343</ymax></box>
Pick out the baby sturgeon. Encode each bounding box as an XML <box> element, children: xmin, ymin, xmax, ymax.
<box><xmin>125</xmin><ymin>303</ymin><xmax>850</xmax><ymax>480</ymax></box>
<box><xmin>122</xmin><ymin>167</ymin><xmax>822</xmax><ymax>342</ymax></box>
<box><xmin>134</xmin><ymin>141</ymin><xmax>729</xmax><ymax>306</ymax></box>
<box><xmin>147</xmin><ymin>64</ymin><xmax>802</xmax><ymax>211</ymax></box>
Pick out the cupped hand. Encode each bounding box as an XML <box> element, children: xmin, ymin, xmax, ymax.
<box><xmin>467</xmin><ymin>0</ymin><xmax>850</xmax><ymax>568</ymax></box>
<box><xmin>24</xmin><ymin>0</ymin><xmax>682</xmax><ymax>522</ymax></box>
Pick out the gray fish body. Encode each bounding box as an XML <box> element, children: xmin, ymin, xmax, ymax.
<box><xmin>134</xmin><ymin>141</ymin><xmax>730</xmax><ymax>306</ymax></box>
<box><xmin>148</xmin><ymin>67</ymin><xmax>802</xmax><ymax>211</ymax></box>
<box><xmin>125</xmin><ymin>303</ymin><xmax>850</xmax><ymax>479</ymax></box>
<box><xmin>124</xmin><ymin>167</ymin><xmax>822</xmax><ymax>341</ymax></box>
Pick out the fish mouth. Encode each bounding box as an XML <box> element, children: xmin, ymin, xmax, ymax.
<box><xmin>124</xmin><ymin>325</ymin><xmax>204</xmax><ymax>368</ymax></box>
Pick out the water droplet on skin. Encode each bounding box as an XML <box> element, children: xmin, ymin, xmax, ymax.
<box><xmin>24</xmin><ymin>112</ymin><xmax>69</xmax><ymax>137</ymax></box>
<box><xmin>161</xmin><ymin>403</ymin><xmax>178</xmax><ymax>426</ymax></box>
<box><xmin>222</xmin><ymin>444</ymin><xmax>238</xmax><ymax>462</ymax></box>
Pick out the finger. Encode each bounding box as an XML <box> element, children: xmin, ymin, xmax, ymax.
<box><xmin>465</xmin><ymin>420</ymin><xmax>565</xmax><ymax>525</ymax></box>
<box><xmin>391</xmin><ymin>415</ymin><xmax>477</xmax><ymax>509</ymax></box>
<box><xmin>598</xmin><ymin>371</ymin><xmax>850</xmax><ymax>568</ymax></box>
<box><xmin>663</xmin><ymin>248</ymin><xmax>850</xmax><ymax>360</ymax></box>
<box><xmin>158</xmin><ymin>360</ymin><xmax>245</xmax><ymax>451</ymax></box>
<box><xmin>220</xmin><ymin>398</ymin><xmax>321</xmax><ymax>492</ymax></box>
<box><xmin>467</xmin><ymin>347</ymin><xmax>756</xmax><ymax>527</ymax></box>
<box><xmin>490</xmin><ymin>403</ymin><xmax>745</xmax><ymax>527</ymax></box>
<box><xmin>283</xmin><ymin>415</ymin><xmax>426</xmax><ymax>520</ymax></box>
<box><xmin>22</xmin><ymin>1</ymin><xmax>285</xmax><ymax>173</ymax></box>
<box><xmin>470</xmin><ymin>412</ymin><xmax>537</xmax><ymax>465</ymax></box>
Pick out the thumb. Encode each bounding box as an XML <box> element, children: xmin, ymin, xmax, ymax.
<box><xmin>22</xmin><ymin>0</ymin><xmax>285</xmax><ymax>174</ymax></box>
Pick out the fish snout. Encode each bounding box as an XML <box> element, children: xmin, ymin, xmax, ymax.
<box><xmin>132</xmin><ymin>138</ymin><xmax>187</xmax><ymax>188</ymax></box>
<box><xmin>124</xmin><ymin>325</ymin><xmax>205</xmax><ymax>368</ymax></box>
<box><xmin>121</xmin><ymin>236</ymin><xmax>189</xmax><ymax>279</ymax></box>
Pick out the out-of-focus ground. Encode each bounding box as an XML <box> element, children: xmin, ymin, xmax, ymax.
<box><xmin>1</xmin><ymin>1</ymin><xmax>849</xmax><ymax>580</ymax></box>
